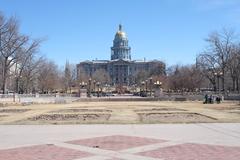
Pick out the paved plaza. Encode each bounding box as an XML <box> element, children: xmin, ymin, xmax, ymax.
<box><xmin>0</xmin><ymin>124</ymin><xmax>240</xmax><ymax>160</ymax></box>
<box><xmin>0</xmin><ymin>101</ymin><xmax>240</xmax><ymax>159</ymax></box>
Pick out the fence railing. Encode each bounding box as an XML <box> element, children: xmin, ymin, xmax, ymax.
<box><xmin>0</xmin><ymin>93</ymin><xmax>77</xmax><ymax>98</ymax></box>
<box><xmin>0</xmin><ymin>92</ymin><xmax>239</xmax><ymax>101</ymax></box>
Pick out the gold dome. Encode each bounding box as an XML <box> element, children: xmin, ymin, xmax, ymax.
<box><xmin>116</xmin><ymin>31</ymin><xmax>126</xmax><ymax>38</ymax></box>
<box><xmin>115</xmin><ymin>24</ymin><xmax>127</xmax><ymax>39</ymax></box>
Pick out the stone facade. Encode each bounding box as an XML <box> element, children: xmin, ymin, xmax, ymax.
<box><xmin>77</xmin><ymin>24</ymin><xmax>165</xmax><ymax>85</ymax></box>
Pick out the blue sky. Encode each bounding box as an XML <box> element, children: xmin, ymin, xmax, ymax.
<box><xmin>0</xmin><ymin>0</ymin><xmax>239</xmax><ymax>67</ymax></box>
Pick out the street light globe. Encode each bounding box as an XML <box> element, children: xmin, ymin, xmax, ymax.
<box><xmin>154</xmin><ymin>81</ymin><xmax>162</xmax><ymax>85</ymax></box>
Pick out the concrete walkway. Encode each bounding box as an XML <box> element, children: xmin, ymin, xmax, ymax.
<box><xmin>0</xmin><ymin>123</ymin><xmax>240</xmax><ymax>160</ymax></box>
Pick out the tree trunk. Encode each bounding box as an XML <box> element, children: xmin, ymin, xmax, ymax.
<box><xmin>237</xmin><ymin>78</ymin><xmax>239</xmax><ymax>93</ymax></box>
<box><xmin>211</xmin><ymin>80</ymin><xmax>217</xmax><ymax>92</ymax></box>
<box><xmin>213</xmin><ymin>83</ymin><xmax>217</xmax><ymax>92</ymax></box>
<box><xmin>15</xmin><ymin>77</ymin><xmax>18</xmax><ymax>93</ymax></box>
<box><xmin>2</xmin><ymin>58</ymin><xmax>8</xmax><ymax>94</ymax></box>
<box><xmin>222</xmin><ymin>71</ymin><xmax>225</xmax><ymax>92</ymax></box>
<box><xmin>232</xmin><ymin>78</ymin><xmax>235</xmax><ymax>92</ymax></box>
<box><xmin>1</xmin><ymin>75</ymin><xmax>7</xmax><ymax>94</ymax></box>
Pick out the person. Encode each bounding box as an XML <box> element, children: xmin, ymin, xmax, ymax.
<box><xmin>216</xmin><ymin>96</ymin><xmax>221</xmax><ymax>104</ymax></box>
<box><xmin>204</xmin><ymin>94</ymin><xmax>208</xmax><ymax>104</ymax></box>
<box><xmin>210</xmin><ymin>95</ymin><xmax>213</xmax><ymax>104</ymax></box>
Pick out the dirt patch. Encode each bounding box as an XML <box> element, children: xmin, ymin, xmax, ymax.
<box><xmin>0</xmin><ymin>109</ymin><xmax>31</xmax><ymax>113</ymax></box>
<box><xmin>2</xmin><ymin>101</ymin><xmax>240</xmax><ymax>124</ymax></box>
<box><xmin>28</xmin><ymin>114</ymin><xmax>111</xmax><ymax>121</ymax></box>
<box><xmin>0</xmin><ymin>115</ymin><xmax>8</xmax><ymax>118</ymax></box>
<box><xmin>229</xmin><ymin>111</ymin><xmax>240</xmax><ymax>114</ymax></box>
<box><xmin>0</xmin><ymin>115</ymin><xmax>8</xmax><ymax>121</ymax></box>
<box><xmin>209</xmin><ymin>106</ymin><xmax>240</xmax><ymax>111</ymax></box>
<box><xmin>52</xmin><ymin>109</ymin><xmax>112</xmax><ymax>113</ymax></box>
<box><xmin>138</xmin><ymin>112</ymin><xmax>217</xmax><ymax>123</ymax></box>
<box><xmin>0</xmin><ymin>103</ymin><xmax>6</xmax><ymax>107</ymax></box>
<box><xmin>135</xmin><ymin>108</ymin><xmax>186</xmax><ymax>112</ymax></box>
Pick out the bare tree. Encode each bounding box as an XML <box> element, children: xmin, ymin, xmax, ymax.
<box><xmin>77</xmin><ymin>66</ymin><xmax>89</xmax><ymax>83</ymax></box>
<box><xmin>14</xmin><ymin>39</ymin><xmax>42</xmax><ymax>93</ymax></box>
<box><xmin>228</xmin><ymin>45</ymin><xmax>240</xmax><ymax>92</ymax></box>
<box><xmin>0</xmin><ymin>12</ymin><xmax>42</xmax><ymax>93</ymax></box>
<box><xmin>64</xmin><ymin>61</ymin><xmax>76</xmax><ymax>93</ymax></box>
<box><xmin>167</xmin><ymin>64</ymin><xmax>203</xmax><ymax>92</ymax></box>
<box><xmin>133</xmin><ymin>70</ymin><xmax>149</xmax><ymax>85</ymax></box>
<box><xmin>18</xmin><ymin>56</ymin><xmax>44</xmax><ymax>93</ymax></box>
<box><xmin>37</xmin><ymin>60</ymin><xmax>60</xmax><ymax>93</ymax></box>
<box><xmin>196</xmin><ymin>53</ymin><xmax>218</xmax><ymax>91</ymax></box>
<box><xmin>92</xmin><ymin>69</ymin><xmax>110</xmax><ymax>85</ymax></box>
<box><xmin>198</xmin><ymin>29</ymin><xmax>236</xmax><ymax>92</ymax></box>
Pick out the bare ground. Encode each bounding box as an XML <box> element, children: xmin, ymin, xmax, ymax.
<box><xmin>0</xmin><ymin>101</ymin><xmax>240</xmax><ymax>124</ymax></box>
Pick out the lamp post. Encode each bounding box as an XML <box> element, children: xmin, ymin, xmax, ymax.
<box><xmin>96</xmin><ymin>82</ymin><xmax>100</xmax><ymax>97</ymax></box>
<box><xmin>141</xmin><ymin>81</ymin><xmax>145</xmax><ymax>96</ymax></box>
<box><xmin>145</xmin><ymin>80</ymin><xmax>148</xmax><ymax>96</ymax></box>
<box><xmin>133</xmin><ymin>84</ymin><xmax>137</xmax><ymax>93</ymax></box>
<box><xmin>13</xmin><ymin>77</ymin><xmax>17</xmax><ymax>102</ymax></box>
<box><xmin>105</xmin><ymin>84</ymin><xmax>109</xmax><ymax>94</ymax></box>
<box><xmin>145</xmin><ymin>79</ymin><xmax>148</xmax><ymax>93</ymax></box>
<box><xmin>79</xmin><ymin>81</ymin><xmax>87</xmax><ymax>97</ymax></box>
<box><xmin>214</xmin><ymin>72</ymin><xmax>223</xmax><ymax>95</ymax></box>
<box><xmin>141</xmin><ymin>81</ymin><xmax>145</xmax><ymax>91</ymax></box>
<box><xmin>154</xmin><ymin>80</ymin><xmax>162</xmax><ymax>87</ymax></box>
<box><xmin>149</xmin><ymin>77</ymin><xmax>153</xmax><ymax>97</ymax></box>
<box><xmin>93</xmin><ymin>80</ymin><xmax>96</xmax><ymax>93</ymax></box>
<box><xmin>154</xmin><ymin>80</ymin><xmax>162</xmax><ymax>97</ymax></box>
<box><xmin>14</xmin><ymin>75</ymin><xmax>21</xmax><ymax>102</ymax></box>
<box><xmin>79</xmin><ymin>81</ymin><xmax>86</xmax><ymax>89</ymax></box>
<box><xmin>88</xmin><ymin>78</ymin><xmax>92</xmax><ymax>97</ymax></box>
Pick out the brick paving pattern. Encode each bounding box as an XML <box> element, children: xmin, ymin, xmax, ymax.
<box><xmin>0</xmin><ymin>135</ymin><xmax>240</xmax><ymax>160</ymax></box>
<box><xmin>0</xmin><ymin>144</ymin><xmax>92</xmax><ymax>160</ymax></box>
<box><xmin>67</xmin><ymin>135</ymin><xmax>166</xmax><ymax>151</ymax></box>
<box><xmin>138</xmin><ymin>143</ymin><xmax>240</xmax><ymax>160</ymax></box>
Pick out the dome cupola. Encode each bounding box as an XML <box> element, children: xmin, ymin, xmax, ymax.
<box><xmin>111</xmin><ymin>24</ymin><xmax>131</xmax><ymax>60</ymax></box>
<box><xmin>115</xmin><ymin>24</ymin><xmax>127</xmax><ymax>39</ymax></box>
